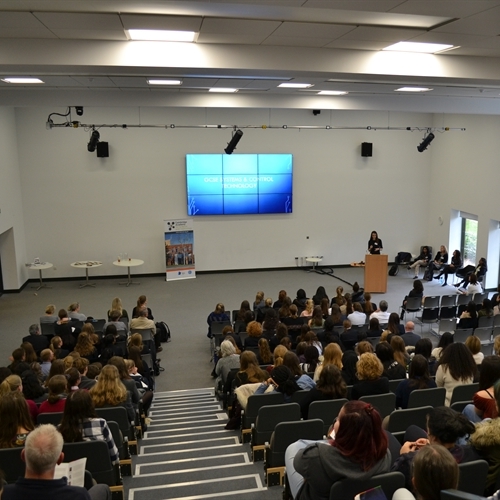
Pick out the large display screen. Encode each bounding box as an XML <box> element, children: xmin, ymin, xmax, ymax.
<box><xmin>186</xmin><ymin>154</ymin><xmax>293</xmax><ymax>215</ymax></box>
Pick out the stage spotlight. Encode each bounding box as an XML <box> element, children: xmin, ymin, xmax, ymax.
<box><xmin>224</xmin><ymin>129</ymin><xmax>243</xmax><ymax>155</ymax></box>
<box><xmin>75</xmin><ymin>106</ymin><xmax>84</xmax><ymax>116</ymax></box>
<box><xmin>87</xmin><ymin>129</ymin><xmax>100</xmax><ymax>152</ymax></box>
<box><xmin>417</xmin><ymin>132</ymin><xmax>435</xmax><ymax>152</ymax></box>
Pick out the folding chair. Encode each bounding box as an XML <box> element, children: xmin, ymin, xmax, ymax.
<box><xmin>308</xmin><ymin>399</ymin><xmax>348</xmax><ymax>435</ymax></box>
<box><xmin>400</xmin><ymin>296</ymin><xmax>422</xmax><ymax>321</ymax></box>
<box><xmin>107</xmin><ymin>420</ymin><xmax>132</xmax><ymax>476</ymax></box>
<box><xmin>450</xmin><ymin>401</ymin><xmax>471</xmax><ymax>413</ymax></box>
<box><xmin>37</xmin><ymin>411</ymin><xmax>64</xmax><ymax>426</ymax></box>
<box><xmin>0</xmin><ymin>447</ymin><xmax>26</xmax><ymax>483</ymax></box>
<box><xmin>367</xmin><ymin>336</ymin><xmax>381</xmax><ymax>348</ymax></box>
<box><xmin>86</xmin><ymin>318</ymin><xmax>106</xmax><ymax>333</ymax></box>
<box><xmin>407</xmin><ymin>387</ymin><xmax>446</xmax><ymax>408</ymax></box>
<box><xmin>450</xmin><ymin>383</ymin><xmax>479</xmax><ymax>406</ymax></box>
<box><xmin>454</xmin><ymin>328</ymin><xmax>474</xmax><ymax>343</ymax></box>
<box><xmin>388</xmin><ymin>379</ymin><xmax>406</xmax><ymax>394</ymax></box>
<box><xmin>329</xmin><ymin>472</ymin><xmax>406</xmax><ymax>500</ymax></box>
<box><xmin>474</xmin><ymin>327</ymin><xmax>493</xmax><ymax>344</ymax></box>
<box><xmin>440</xmin><ymin>294</ymin><xmax>457</xmax><ymax>308</ymax></box>
<box><xmin>473</xmin><ymin>292</ymin><xmax>488</xmax><ymax>305</ymax></box>
<box><xmin>457</xmin><ymin>460</ymin><xmax>489</xmax><ymax>495</ymax></box>
<box><xmin>359</xmin><ymin>393</ymin><xmax>396</xmax><ymax>419</ymax></box>
<box><xmin>387</xmin><ymin>406</ymin><xmax>433</xmax><ymax>443</ymax></box>
<box><xmin>95</xmin><ymin>406</ymin><xmax>136</xmax><ymax>456</ymax></box>
<box><xmin>416</xmin><ymin>297</ymin><xmax>440</xmax><ymax>331</ymax></box>
<box><xmin>265</xmin><ymin>419</ymin><xmax>324</xmax><ymax>486</ymax></box>
<box><xmin>251</xmin><ymin>402</ymin><xmax>301</xmax><ymax>461</ymax></box>
<box><xmin>241</xmin><ymin>392</ymin><xmax>284</xmax><ymax>443</ymax></box>
<box><xmin>494</xmin><ymin>315</ymin><xmax>500</xmax><ymax>328</ymax></box>
<box><xmin>480</xmin><ymin>343</ymin><xmax>493</xmax><ymax>356</ymax></box>
<box><xmin>431</xmin><ymin>318</ymin><xmax>457</xmax><ymax>337</ymax></box>
<box><xmin>291</xmin><ymin>389</ymin><xmax>310</xmax><ymax>406</ymax></box>
<box><xmin>457</xmin><ymin>294</ymin><xmax>471</xmax><ymax>315</ymax></box>
<box><xmin>478</xmin><ymin>316</ymin><xmax>494</xmax><ymax>329</ymax></box>
<box><xmin>40</xmin><ymin>322</ymin><xmax>56</xmax><ymax>336</ymax></box>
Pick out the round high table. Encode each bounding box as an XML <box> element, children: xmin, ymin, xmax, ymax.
<box><xmin>305</xmin><ymin>257</ymin><xmax>322</xmax><ymax>272</ymax></box>
<box><xmin>113</xmin><ymin>259</ymin><xmax>144</xmax><ymax>286</ymax></box>
<box><xmin>71</xmin><ymin>261</ymin><xmax>103</xmax><ymax>288</ymax></box>
<box><xmin>27</xmin><ymin>262</ymin><xmax>53</xmax><ymax>291</ymax></box>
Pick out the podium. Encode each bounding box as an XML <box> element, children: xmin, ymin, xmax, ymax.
<box><xmin>364</xmin><ymin>254</ymin><xmax>388</xmax><ymax>293</ymax></box>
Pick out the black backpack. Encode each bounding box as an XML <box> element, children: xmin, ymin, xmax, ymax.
<box><xmin>155</xmin><ymin>321</ymin><xmax>171</xmax><ymax>342</ymax></box>
<box><xmin>388</xmin><ymin>264</ymin><xmax>399</xmax><ymax>276</ymax></box>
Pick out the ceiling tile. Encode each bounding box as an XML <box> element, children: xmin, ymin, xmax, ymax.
<box><xmin>108</xmin><ymin>77</ymin><xmax>151</xmax><ymax>88</ymax></box>
<box><xmin>120</xmin><ymin>14</ymin><xmax>202</xmax><ymax>31</ymax></box>
<box><xmin>33</xmin><ymin>12</ymin><xmax>123</xmax><ymax>30</ymax></box>
<box><xmin>389</xmin><ymin>0</ymin><xmax>500</xmax><ymax>18</ymax></box>
<box><xmin>270</xmin><ymin>21</ymin><xmax>354</xmax><ymax>38</ymax></box>
<box><xmin>302</xmin><ymin>0</ymin><xmax>404</xmax><ymax>11</ymax></box>
<box><xmin>433</xmin><ymin>6</ymin><xmax>500</xmax><ymax>36</ymax></box>
<box><xmin>200</xmin><ymin>18</ymin><xmax>282</xmax><ymax>36</ymax></box>
<box><xmin>0</xmin><ymin>27</ymin><xmax>56</xmax><ymax>38</ymax></box>
<box><xmin>409</xmin><ymin>32</ymin><xmax>500</xmax><ymax>49</ymax></box>
<box><xmin>0</xmin><ymin>12</ymin><xmax>55</xmax><ymax>37</ymax></box>
<box><xmin>180</xmin><ymin>77</ymin><xmax>219</xmax><ymax>88</ymax></box>
<box><xmin>70</xmin><ymin>76</ymin><xmax>117</xmax><ymax>88</ymax></box>
<box><xmin>261</xmin><ymin>36</ymin><xmax>333</xmax><ymax>48</ymax></box>
<box><xmin>323</xmin><ymin>39</ymin><xmax>388</xmax><ymax>50</ymax></box>
<box><xmin>339</xmin><ymin>26</ymin><xmax>427</xmax><ymax>42</ymax></box>
<box><xmin>51</xmin><ymin>29</ymin><xmax>127</xmax><ymax>40</ymax></box>
<box><xmin>196</xmin><ymin>33</ymin><xmax>268</xmax><ymax>44</ymax></box>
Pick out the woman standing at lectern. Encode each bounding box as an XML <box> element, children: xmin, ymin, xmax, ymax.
<box><xmin>367</xmin><ymin>231</ymin><xmax>383</xmax><ymax>254</ymax></box>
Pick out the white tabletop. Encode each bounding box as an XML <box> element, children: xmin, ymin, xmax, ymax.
<box><xmin>305</xmin><ymin>257</ymin><xmax>322</xmax><ymax>263</ymax></box>
<box><xmin>71</xmin><ymin>261</ymin><xmax>103</xmax><ymax>269</ymax></box>
<box><xmin>113</xmin><ymin>259</ymin><xmax>144</xmax><ymax>267</ymax></box>
<box><xmin>27</xmin><ymin>262</ymin><xmax>53</xmax><ymax>270</ymax></box>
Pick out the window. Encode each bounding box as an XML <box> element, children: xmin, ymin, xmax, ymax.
<box><xmin>460</xmin><ymin>212</ymin><xmax>478</xmax><ymax>267</ymax></box>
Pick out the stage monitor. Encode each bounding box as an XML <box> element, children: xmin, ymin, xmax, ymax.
<box><xmin>186</xmin><ymin>153</ymin><xmax>293</xmax><ymax>215</ymax></box>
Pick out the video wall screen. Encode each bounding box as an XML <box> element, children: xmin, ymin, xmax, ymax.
<box><xmin>186</xmin><ymin>153</ymin><xmax>293</xmax><ymax>215</ymax></box>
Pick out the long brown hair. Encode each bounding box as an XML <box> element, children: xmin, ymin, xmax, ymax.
<box><xmin>90</xmin><ymin>364</ymin><xmax>127</xmax><ymax>407</ymax></box>
<box><xmin>0</xmin><ymin>392</ymin><xmax>34</xmax><ymax>448</ymax></box>
<box><xmin>239</xmin><ymin>351</ymin><xmax>266</xmax><ymax>383</ymax></box>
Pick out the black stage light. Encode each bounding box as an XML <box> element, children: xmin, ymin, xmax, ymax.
<box><xmin>87</xmin><ymin>129</ymin><xmax>100</xmax><ymax>152</ymax></box>
<box><xmin>417</xmin><ymin>132</ymin><xmax>435</xmax><ymax>152</ymax></box>
<box><xmin>75</xmin><ymin>106</ymin><xmax>84</xmax><ymax>116</ymax></box>
<box><xmin>224</xmin><ymin>129</ymin><xmax>243</xmax><ymax>154</ymax></box>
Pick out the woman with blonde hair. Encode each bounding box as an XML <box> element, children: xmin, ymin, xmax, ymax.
<box><xmin>108</xmin><ymin>297</ymin><xmax>129</xmax><ymax>320</ymax></box>
<box><xmin>49</xmin><ymin>335</ymin><xmax>67</xmax><ymax>359</ymax></box>
<box><xmin>40</xmin><ymin>304</ymin><xmax>58</xmax><ymax>323</ymax></box>
<box><xmin>0</xmin><ymin>374</ymin><xmax>39</xmax><ymax>422</ymax></box>
<box><xmin>253</xmin><ymin>291</ymin><xmax>265</xmax><ymax>311</ymax></box>
<box><xmin>351</xmin><ymin>353</ymin><xmax>389</xmax><ymax>399</ymax></box>
<box><xmin>90</xmin><ymin>364</ymin><xmax>135</xmax><ymax>423</ymax></box>
<box><xmin>0</xmin><ymin>392</ymin><xmax>34</xmax><ymax>448</ymax></box>
<box><xmin>273</xmin><ymin>345</ymin><xmax>288</xmax><ymax>367</ymax></box>
<box><xmin>314</xmin><ymin>343</ymin><xmax>343</xmax><ymax>381</ymax></box>
<box><xmin>74</xmin><ymin>332</ymin><xmax>98</xmax><ymax>362</ymax></box>
<box><xmin>300</xmin><ymin>299</ymin><xmax>314</xmax><ymax>318</ymax></box>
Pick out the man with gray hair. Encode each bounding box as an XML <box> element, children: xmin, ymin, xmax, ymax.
<box><xmin>3</xmin><ymin>424</ymin><xmax>110</xmax><ymax>500</ymax></box>
<box><xmin>23</xmin><ymin>324</ymin><xmax>49</xmax><ymax>355</ymax></box>
<box><xmin>369</xmin><ymin>300</ymin><xmax>391</xmax><ymax>324</ymax></box>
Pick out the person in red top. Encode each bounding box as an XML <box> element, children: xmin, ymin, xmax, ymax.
<box><xmin>38</xmin><ymin>375</ymin><xmax>67</xmax><ymax>413</ymax></box>
<box><xmin>463</xmin><ymin>356</ymin><xmax>500</xmax><ymax>423</ymax></box>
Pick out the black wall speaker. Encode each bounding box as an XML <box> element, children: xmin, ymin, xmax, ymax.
<box><xmin>96</xmin><ymin>142</ymin><xmax>109</xmax><ymax>157</ymax></box>
<box><xmin>361</xmin><ymin>142</ymin><xmax>373</xmax><ymax>157</ymax></box>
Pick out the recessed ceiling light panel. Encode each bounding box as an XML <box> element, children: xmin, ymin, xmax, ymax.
<box><xmin>147</xmin><ymin>79</ymin><xmax>182</xmax><ymax>85</ymax></box>
<box><xmin>317</xmin><ymin>91</ymin><xmax>348</xmax><ymax>95</ymax></box>
<box><xmin>1</xmin><ymin>77</ymin><xmax>44</xmax><ymax>84</ymax></box>
<box><xmin>209</xmin><ymin>88</ymin><xmax>238</xmax><ymax>93</ymax></box>
<box><xmin>383</xmin><ymin>42</ymin><xmax>455</xmax><ymax>54</ymax></box>
<box><xmin>396</xmin><ymin>87</ymin><xmax>433</xmax><ymax>92</ymax></box>
<box><xmin>278</xmin><ymin>83</ymin><xmax>313</xmax><ymax>89</ymax></box>
<box><xmin>127</xmin><ymin>29</ymin><xmax>197</xmax><ymax>42</ymax></box>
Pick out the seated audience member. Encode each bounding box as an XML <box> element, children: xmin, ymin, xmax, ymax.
<box><xmin>215</xmin><ymin>340</ymin><xmax>240</xmax><ymax>390</ymax></box>
<box><xmin>363</xmin><ymin>292</ymin><xmax>377</xmax><ymax>317</ymax></box>
<box><xmin>435</xmin><ymin>249</ymin><xmax>462</xmax><ymax>287</ymax></box>
<box><xmin>244</xmin><ymin>321</ymin><xmax>263</xmax><ymax>349</ymax></box>
<box><xmin>385</xmin><ymin>312</ymin><xmax>405</xmax><ymax>336</ymax></box>
<box><xmin>107</xmin><ymin>356</ymin><xmax>143</xmax><ymax>409</ymax></box>
<box><xmin>347</xmin><ymin>302</ymin><xmax>366</xmax><ymax>326</ymax></box>
<box><xmin>38</xmin><ymin>375</ymin><xmax>67</xmax><ymax>413</ymax></box>
<box><xmin>457</xmin><ymin>301</ymin><xmax>478</xmax><ymax>330</ymax></box>
<box><xmin>478</xmin><ymin>298</ymin><xmax>495</xmax><ymax>318</ymax></box>
<box><xmin>258</xmin><ymin>298</ymin><xmax>275</xmax><ymax>324</ymax></box>
<box><xmin>435</xmin><ymin>342</ymin><xmax>478</xmax><ymax>406</ymax></box>
<box><xmin>340</xmin><ymin>320</ymin><xmax>358</xmax><ymax>351</ymax></box>
<box><xmin>8</xmin><ymin>348</ymin><xmax>26</xmax><ymax>373</ymax></box>
<box><xmin>45</xmin><ymin>359</ymin><xmax>66</xmax><ymax>386</ymax></box>
<box><xmin>23</xmin><ymin>324</ymin><xmax>49</xmax><ymax>355</ymax></box>
<box><xmin>342</xmin><ymin>293</ymin><xmax>352</xmax><ymax>317</ymax></box>
<box><xmin>400</xmin><ymin>279</ymin><xmax>424</xmax><ymax>321</ymax></box>
<box><xmin>465</xmin><ymin>335</ymin><xmax>484</xmax><ymax>365</ymax></box>
<box><xmin>463</xmin><ymin>355</ymin><xmax>500</xmax><ymax>423</ymax></box>
<box><xmin>269</xmin><ymin>323</ymin><xmax>288</xmax><ymax>351</ymax></box>
<box><xmin>282</xmin><ymin>351</ymin><xmax>316</xmax><ymax>390</ymax></box>
<box><xmin>40</xmin><ymin>304</ymin><xmax>58</xmax><ymax>324</ymax></box>
<box><xmin>21</xmin><ymin>342</ymin><xmax>38</xmax><ymax>364</ymax></box>
<box><xmin>457</xmin><ymin>273</ymin><xmax>483</xmax><ymax>296</ymax></box>
<box><xmin>301</xmin><ymin>365</ymin><xmax>347</xmax><ymax>419</ymax></box>
<box><xmin>393</xmin><ymin>406</ymin><xmax>478</xmax><ymax>491</ymax></box>
<box><xmin>257</xmin><ymin>338</ymin><xmax>273</xmax><ymax>365</ymax></box>
<box><xmin>351</xmin><ymin>353</ymin><xmax>389</xmax><ymax>400</ymax></box>
<box><xmin>127</xmin><ymin>346</ymin><xmax>154</xmax><ymax>391</ymax></box>
<box><xmin>281</xmin><ymin>304</ymin><xmax>303</xmax><ymax>342</ymax></box>
<box><xmin>98</xmin><ymin>334</ymin><xmax>117</xmax><ymax>365</ymax></box>
<box><xmin>103</xmin><ymin>310</ymin><xmax>128</xmax><ymax>335</ymax></box>
<box><xmin>308</xmin><ymin>306</ymin><xmax>325</xmax><ymax>329</ymax></box>
<box><xmin>1</xmin><ymin>374</ymin><xmax>38</xmax><ymax>421</ymax></box>
<box><xmin>280</xmin><ymin>336</ymin><xmax>292</xmax><ymax>351</ymax></box>
<box><xmin>254</xmin><ymin>365</ymin><xmax>301</xmax><ymax>402</ymax></box>
<box><xmin>253</xmin><ymin>290</ymin><xmax>265</xmax><ymax>312</ymax></box>
<box><xmin>376</xmin><ymin>342</ymin><xmax>407</xmax><ymax>380</ymax></box>
<box><xmin>300</xmin><ymin>299</ymin><xmax>314</xmax><ymax>318</ymax></box>
<box><xmin>470</xmin><ymin>381</ymin><xmax>500</xmax><ymax>493</ymax></box>
<box><xmin>367</xmin><ymin>317</ymin><xmax>383</xmax><ymax>338</ymax></box>
<box><xmin>314</xmin><ymin>343</ymin><xmax>343</xmax><ymax>381</ymax></box>
<box><xmin>54</xmin><ymin>309</ymin><xmax>80</xmax><ymax>350</ymax></box>
<box><xmin>59</xmin><ymin>389</ymin><xmax>119</xmax><ymax>465</ymax></box>
<box><xmin>221</xmin><ymin>325</ymin><xmax>242</xmax><ymax>351</ymax></box>
<box><xmin>236</xmin><ymin>310</ymin><xmax>255</xmax><ymax>333</ymax></box>
<box><xmin>74</xmin><ymin>356</ymin><xmax>96</xmax><ymax>390</ymax></box>
<box><xmin>39</xmin><ymin>349</ymin><xmax>54</xmax><ymax>379</ymax></box>
<box><xmin>400</xmin><ymin>321</ymin><xmax>421</xmax><ymax>347</ymax></box>
<box><xmin>331</xmin><ymin>286</ymin><xmax>345</xmax><ymax>309</ymax></box>
<box><xmin>86</xmin><ymin>363</ymin><xmax>101</xmax><ymax>381</ymax></box>
<box><xmin>395</xmin><ymin>354</ymin><xmax>437</xmax><ymax>409</ymax></box>
<box><xmin>235</xmin><ymin>351</ymin><xmax>267</xmax><ymax>387</ymax></box>
<box><xmin>407</xmin><ymin>247</ymin><xmax>431</xmax><ymax>279</ymax></box>
<box><xmin>68</xmin><ymin>302</ymin><xmax>87</xmax><ymax>321</ymax></box>
<box><xmin>90</xmin><ymin>364</ymin><xmax>135</xmax><ymax>423</ymax></box>
<box><xmin>303</xmin><ymin>331</ymin><xmax>322</xmax><ymax>355</ymax></box>
<box><xmin>341</xmin><ymin>351</ymin><xmax>359</xmax><ymax>386</ymax></box>
<box><xmin>278</xmin><ymin>297</ymin><xmax>292</xmax><ymax>320</ymax></box>
<box><xmin>21</xmin><ymin>370</ymin><xmax>47</xmax><ymax>405</ymax></box>
<box><xmin>391</xmin><ymin>335</ymin><xmax>410</xmax><ymax>369</ymax></box>
<box><xmin>273</xmin><ymin>290</ymin><xmax>288</xmax><ymax>310</ymax></box>
<box><xmin>272</xmin><ymin>345</ymin><xmax>288</xmax><ymax>367</ymax></box>
<box><xmin>2</xmin><ymin>423</ymin><xmax>110</xmax><ymax>500</ymax></box>
<box><xmin>413</xmin><ymin>338</ymin><xmax>436</xmax><ymax>375</ymax></box>
<box><xmin>285</xmin><ymin>400</ymin><xmax>390</xmax><ymax>500</ymax></box>
<box><xmin>300</xmin><ymin>346</ymin><xmax>320</xmax><ymax>374</ymax></box>
<box><xmin>131</xmin><ymin>294</ymin><xmax>154</xmax><ymax>319</ymax></box>
<box><xmin>261</xmin><ymin>308</ymin><xmax>279</xmax><ymax>336</ymax></box>
<box><xmin>49</xmin><ymin>336</ymin><xmax>68</xmax><ymax>359</ymax></box>
<box><xmin>293</xmin><ymin>289</ymin><xmax>308</xmax><ymax>313</ymax></box>
<box><xmin>235</xmin><ymin>300</ymin><xmax>251</xmax><ymax>322</ymax></box>
<box><xmin>351</xmin><ymin>282</ymin><xmax>364</xmax><ymax>304</ymax></box>
<box><xmin>73</xmin><ymin>332</ymin><xmax>99</xmax><ymax>363</ymax></box>
<box><xmin>321</xmin><ymin>318</ymin><xmax>344</xmax><ymax>350</ymax></box>
<box><xmin>130</xmin><ymin>307</ymin><xmax>161</xmax><ymax>351</ymax></box>
<box><xmin>312</xmin><ymin>286</ymin><xmax>329</xmax><ymax>306</ymax></box>
<box><xmin>65</xmin><ymin>367</ymin><xmax>81</xmax><ymax>392</ymax></box>
<box><xmin>356</xmin><ymin>341</ymin><xmax>373</xmax><ymax>357</ymax></box>
<box><xmin>431</xmin><ymin>332</ymin><xmax>453</xmax><ymax>361</ymax></box>
<box><xmin>0</xmin><ymin>391</ymin><xmax>35</xmax><ymax>448</ymax></box>
<box><xmin>455</xmin><ymin>258</ymin><xmax>487</xmax><ymax>290</ymax></box>
<box><xmin>108</xmin><ymin>296</ymin><xmax>129</xmax><ymax>321</ymax></box>
<box><xmin>370</xmin><ymin>300</ymin><xmax>390</xmax><ymax>324</ymax></box>
<box><xmin>393</xmin><ymin>444</ymin><xmax>459</xmax><ymax>500</ymax></box>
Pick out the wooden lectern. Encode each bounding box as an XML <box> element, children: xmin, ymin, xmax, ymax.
<box><xmin>364</xmin><ymin>254</ymin><xmax>388</xmax><ymax>293</ymax></box>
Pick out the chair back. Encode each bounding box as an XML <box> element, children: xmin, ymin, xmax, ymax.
<box><xmin>211</xmin><ymin>321</ymin><xmax>232</xmax><ymax>336</ymax></box>
<box><xmin>457</xmin><ymin>294</ymin><xmax>470</xmax><ymax>307</ymax></box>
<box><xmin>141</xmin><ymin>353</ymin><xmax>154</xmax><ymax>375</ymax></box>
<box><xmin>423</xmin><ymin>296</ymin><xmax>440</xmax><ymax>309</ymax></box>
<box><xmin>130</xmin><ymin>328</ymin><xmax>152</xmax><ymax>342</ymax></box>
<box><xmin>267</xmin><ymin>419</ymin><xmax>323</xmax><ymax>467</ymax></box>
<box><xmin>450</xmin><ymin>383</ymin><xmax>479</xmax><ymax>406</ymax></box>
<box><xmin>439</xmin><ymin>306</ymin><xmax>457</xmax><ymax>320</ymax></box>
<box><xmin>480</xmin><ymin>343</ymin><xmax>493</xmax><ymax>356</ymax></box>
<box><xmin>457</xmin><ymin>460</ymin><xmax>489</xmax><ymax>495</ymax></box>
<box><xmin>438</xmin><ymin>319</ymin><xmax>457</xmax><ymax>334</ymax></box>
<box><xmin>291</xmin><ymin>390</ymin><xmax>310</xmax><ymax>406</ymax></box>
<box><xmin>474</xmin><ymin>327</ymin><xmax>493</xmax><ymax>343</ymax></box>
<box><xmin>107</xmin><ymin>420</ymin><xmax>129</xmax><ymax>460</ymax></box>
<box><xmin>352</xmin><ymin>324</ymin><xmax>368</xmax><ymax>335</ymax></box>
<box><xmin>243</xmin><ymin>393</ymin><xmax>284</xmax><ymax>429</ymax></box>
<box><xmin>367</xmin><ymin>336</ymin><xmax>381</xmax><ymax>348</ymax></box>
<box><xmin>359</xmin><ymin>393</ymin><xmax>396</xmax><ymax>419</ymax></box>
<box><xmin>408</xmin><ymin>387</ymin><xmax>446</xmax><ymax>408</ymax></box>
<box><xmin>453</xmin><ymin>329</ymin><xmax>474</xmax><ymax>343</ymax></box>
<box><xmin>440</xmin><ymin>295</ymin><xmax>457</xmax><ymax>308</ymax></box>
<box><xmin>0</xmin><ymin>447</ymin><xmax>25</xmax><ymax>483</ymax></box>
<box><xmin>308</xmin><ymin>399</ymin><xmax>348</xmax><ymax>435</ymax></box>
<box><xmin>329</xmin><ymin>472</ymin><xmax>406</xmax><ymax>500</ymax></box>
<box><xmin>450</xmin><ymin>401</ymin><xmax>471</xmax><ymax>413</ymax></box>
<box><xmin>388</xmin><ymin>379</ymin><xmax>406</xmax><ymax>394</ymax></box>
<box><xmin>404</xmin><ymin>296</ymin><xmax>422</xmax><ymax>312</ymax></box>
<box><xmin>494</xmin><ymin>315</ymin><xmax>500</xmax><ymax>328</ymax></box>
<box><xmin>40</xmin><ymin>322</ymin><xmax>56</xmax><ymax>336</ymax></box>
<box><xmin>253</xmin><ymin>403</ymin><xmax>301</xmax><ymax>446</ymax></box>
<box><xmin>473</xmin><ymin>292</ymin><xmax>488</xmax><ymax>305</ymax></box>
<box><xmin>86</xmin><ymin>318</ymin><xmax>106</xmax><ymax>333</ymax></box>
<box><xmin>95</xmin><ymin>406</ymin><xmax>134</xmax><ymax>440</ymax></box>
<box><xmin>37</xmin><ymin>411</ymin><xmax>64</xmax><ymax>426</ymax></box>
<box><xmin>477</xmin><ymin>316</ymin><xmax>494</xmax><ymax>329</ymax></box>
<box><xmin>387</xmin><ymin>406</ymin><xmax>433</xmax><ymax>437</ymax></box>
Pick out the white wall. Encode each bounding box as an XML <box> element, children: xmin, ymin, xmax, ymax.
<box><xmin>14</xmin><ymin>106</ymin><xmax>439</xmax><ymax>280</ymax></box>
<box><xmin>0</xmin><ymin>107</ymin><xmax>27</xmax><ymax>289</ymax></box>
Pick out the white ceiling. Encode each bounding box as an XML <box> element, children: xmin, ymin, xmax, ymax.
<box><xmin>1</xmin><ymin>0</ymin><xmax>500</xmax><ymax>113</ymax></box>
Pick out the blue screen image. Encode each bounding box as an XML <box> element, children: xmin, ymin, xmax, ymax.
<box><xmin>186</xmin><ymin>154</ymin><xmax>293</xmax><ymax>215</ymax></box>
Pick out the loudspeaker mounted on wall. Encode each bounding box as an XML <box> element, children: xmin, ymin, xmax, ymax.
<box><xmin>96</xmin><ymin>142</ymin><xmax>109</xmax><ymax>158</ymax></box>
<box><xmin>361</xmin><ymin>142</ymin><xmax>373</xmax><ymax>157</ymax></box>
